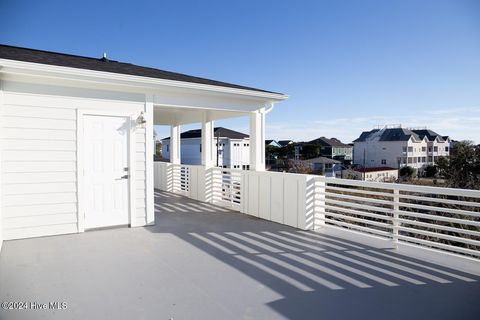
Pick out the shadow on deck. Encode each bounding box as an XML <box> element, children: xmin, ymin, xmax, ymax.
<box><xmin>152</xmin><ymin>190</ymin><xmax>480</xmax><ymax>320</ymax></box>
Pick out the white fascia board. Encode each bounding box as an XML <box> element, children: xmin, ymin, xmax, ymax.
<box><xmin>0</xmin><ymin>59</ymin><xmax>288</xmax><ymax>102</ymax></box>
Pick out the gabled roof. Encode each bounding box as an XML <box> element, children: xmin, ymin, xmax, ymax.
<box><xmin>309</xmin><ymin>136</ymin><xmax>351</xmax><ymax>147</ymax></box>
<box><xmin>265</xmin><ymin>140</ymin><xmax>281</xmax><ymax>147</ymax></box>
<box><xmin>0</xmin><ymin>44</ymin><xmax>281</xmax><ymax>95</ymax></box>
<box><xmin>162</xmin><ymin>127</ymin><xmax>248</xmax><ymax>140</ymax></box>
<box><xmin>278</xmin><ymin>140</ymin><xmax>293</xmax><ymax>147</ymax></box>
<box><xmin>411</xmin><ymin>129</ymin><xmax>445</xmax><ymax>142</ymax></box>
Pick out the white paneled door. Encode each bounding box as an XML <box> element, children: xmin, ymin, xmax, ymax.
<box><xmin>84</xmin><ymin>115</ymin><xmax>129</xmax><ymax>229</ymax></box>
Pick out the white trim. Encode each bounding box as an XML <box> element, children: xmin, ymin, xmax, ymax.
<box><xmin>145</xmin><ymin>95</ymin><xmax>155</xmax><ymax>225</ymax></box>
<box><xmin>76</xmin><ymin>109</ymin><xmax>85</xmax><ymax>232</ymax></box>
<box><xmin>77</xmin><ymin>110</ymin><xmax>136</xmax><ymax>231</ymax></box>
<box><xmin>0</xmin><ymin>59</ymin><xmax>288</xmax><ymax>101</ymax></box>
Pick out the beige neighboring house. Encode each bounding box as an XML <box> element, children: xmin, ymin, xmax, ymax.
<box><xmin>342</xmin><ymin>167</ymin><xmax>398</xmax><ymax>182</ymax></box>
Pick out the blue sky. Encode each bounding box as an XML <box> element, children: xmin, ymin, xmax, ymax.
<box><xmin>1</xmin><ymin>0</ymin><xmax>479</xmax><ymax>143</ymax></box>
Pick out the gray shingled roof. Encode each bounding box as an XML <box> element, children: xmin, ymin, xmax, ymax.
<box><xmin>278</xmin><ymin>140</ymin><xmax>293</xmax><ymax>147</ymax></box>
<box><xmin>353</xmin><ymin>129</ymin><xmax>380</xmax><ymax>142</ymax></box>
<box><xmin>0</xmin><ymin>44</ymin><xmax>282</xmax><ymax>94</ymax></box>
<box><xmin>162</xmin><ymin>127</ymin><xmax>248</xmax><ymax>140</ymax></box>
<box><xmin>411</xmin><ymin>129</ymin><xmax>445</xmax><ymax>142</ymax></box>
<box><xmin>309</xmin><ymin>136</ymin><xmax>351</xmax><ymax>147</ymax></box>
<box><xmin>354</xmin><ymin>128</ymin><xmax>421</xmax><ymax>142</ymax></box>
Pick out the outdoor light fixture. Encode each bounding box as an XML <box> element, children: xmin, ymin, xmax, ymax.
<box><xmin>136</xmin><ymin>112</ymin><xmax>147</xmax><ymax>128</ymax></box>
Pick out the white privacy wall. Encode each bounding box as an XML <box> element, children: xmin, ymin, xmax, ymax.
<box><xmin>0</xmin><ymin>81</ymin><xmax>149</xmax><ymax>240</ymax></box>
<box><xmin>241</xmin><ymin>171</ymin><xmax>315</xmax><ymax>229</ymax></box>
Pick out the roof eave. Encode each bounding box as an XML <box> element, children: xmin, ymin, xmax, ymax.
<box><xmin>0</xmin><ymin>58</ymin><xmax>288</xmax><ymax>101</ymax></box>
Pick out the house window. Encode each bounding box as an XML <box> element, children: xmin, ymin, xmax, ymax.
<box><xmin>381</xmin><ymin>159</ymin><xmax>386</xmax><ymax>165</ymax></box>
<box><xmin>445</xmin><ymin>146</ymin><xmax>449</xmax><ymax>152</ymax></box>
<box><xmin>428</xmin><ymin>147</ymin><xmax>432</xmax><ymax>152</ymax></box>
<box><xmin>417</xmin><ymin>157</ymin><xmax>421</xmax><ymax>162</ymax></box>
<box><xmin>166</xmin><ymin>144</ymin><xmax>169</xmax><ymax>152</ymax></box>
<box><xmin>422</xmin><ymin>147</ymin><xmax>426</xmax><ymax>152</ymax></box>
<box><xmin>402</xmin><ymin>147</ymin><xmax>407</xmax><ymax>153</ymax></box>
<box><xmin>434</xmin><ymin>146</ymin><xmax>438</xmax><ymax>152</ymax></box>
<box><xmin>407</xmin><ymin>157</ymin><xmax>413</xmax><ymax>163</ymax></box>
<box><xmin>422</xmin><ymin>157</ymin><xmax>426</xmax><ymax>162</ymax></box>
<box><xmin>407</xmin><ymin>147</ymin><xmax>413</xmax><ymax>152</ymax></box>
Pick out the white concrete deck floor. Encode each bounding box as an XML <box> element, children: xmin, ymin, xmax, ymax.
<box><xmin>0</xmin><ymin>190</ymin><xmax>479</xmax><ymax>320</ymax></box>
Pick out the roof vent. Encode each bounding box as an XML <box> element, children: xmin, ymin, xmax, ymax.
<box><xmin>100</xmin><ymin>52</ymin><xmax>109</xmax><ymax>62</ymax></box>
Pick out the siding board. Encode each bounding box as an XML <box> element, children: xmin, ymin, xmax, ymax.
<box><xmin>4</xmin><ymin>172</ymin><xmax>76</xmax><ymax>184</ymax></box>
<box><xmin>4</xmin><ymin>193</ymin><xmax>77</xmax><ymax>206</ymax></box>
<box><xmin>3</xmin><ymin>203</ymin><xmax>77</xmax><ymax>217</ymax></box>
<box><xmin>4</xmin><ymin>183</ymin><xmax>76</xmax><ymax>195</ymax></box>
<box><xmin>2</xmin><ymin>105</ymin><xmax>76</xmax><ymax>120</ymax></box>
<box><xmin>3</xmin><ymin>162</ymin><xmax>76</xmax><ymax>173</ymax></box>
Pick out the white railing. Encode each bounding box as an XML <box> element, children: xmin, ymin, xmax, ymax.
<box><xmin>154</xmin><ymin>162</ymin><xmax>480</xmax><ymax>259</ymax></box>
<box><xmin>315</xmin><ymin>177</ymin><xmax>480</xmax><ymax>258</ymax></box>
<box><xmin>214</xmin><ymin>168</ymin><xmax>242</xmax><ymax>211</ymax></box>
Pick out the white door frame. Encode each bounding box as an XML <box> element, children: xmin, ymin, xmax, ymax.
<box><xmin>77</xmin><ymin>109</ymin><xmax>136</xmax><ymax>232</ymax></box>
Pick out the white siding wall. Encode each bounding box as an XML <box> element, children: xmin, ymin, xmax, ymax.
<box><xmin>0</xmin><ymin>81</ymin><xmax>149</xmax><ymax>240</ymax></box>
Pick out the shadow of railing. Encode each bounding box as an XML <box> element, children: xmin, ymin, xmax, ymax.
<box><xmin>151</xmin><ymin>189</ymin><xmax>480</xmax><ymax>319</ymax></box>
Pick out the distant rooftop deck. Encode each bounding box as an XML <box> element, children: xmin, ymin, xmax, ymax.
<box><xmin>1</xmin><ymin>190</ymin><xmax>479</xmax><ymax>320</ymax></box>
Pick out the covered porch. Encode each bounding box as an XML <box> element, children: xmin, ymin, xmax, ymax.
<box><xmin>1</xmin><ymin>190</ymin><xmax>479</xmax><ymax>320</ymax></box>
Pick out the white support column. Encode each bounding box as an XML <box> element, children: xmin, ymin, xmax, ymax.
<box><xmin>170</xmin><ymin>124</ymin><xmax>181</xmax><ymax>165</ymax></box>
<box><xmin>201</xmin><ymin>113</ymin><xmax>215</xmax><ymax>168</ymax></box>
<box><xmin>249</xmin><ymin>107</ymin><xmax>266</xmax><ymax>171</ymax></box>
<box><xmin>145</xmin><ymin>96</ymin><xmax>155</xmax><ymax>225</ymax></box>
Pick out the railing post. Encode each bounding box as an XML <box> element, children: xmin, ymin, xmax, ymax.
<box><xmin>314</xmin><ymin>177</ymin><xmax>326</xmax><ymax>229</ymax></box>
<box><xmin>392</xmin><ymin>187</ymin><xmax>400</xmax><ymax>247</ymax></box>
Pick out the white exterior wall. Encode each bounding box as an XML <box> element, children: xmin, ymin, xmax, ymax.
<box><xmin>226</xmin><ymin>138</ymin><xmax>249</xmax><ymax>169</ymax></box>
<box><xmin>353</xmin><ymin>135</ymin><xmax>444</xmax><ymax>170</ymax></box>
<box><xmin>354</xmin><ymin>141</ymin><xmax>406</xmax><ymax>168</ymax></box>
<box><xmin>0</xmin><ymin>81</ymin><xmax>151</xmax><ymax>240</ymax></box>
<box><xmin>162</xmin><ymin>136</ymin><xmax>250</xmax><ymax>169</ymax></box>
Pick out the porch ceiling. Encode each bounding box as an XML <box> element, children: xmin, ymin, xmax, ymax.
<box><xmin>153</xmin><ymin>105</ymin><xmax>249</xmax><ymax>125</ymax></box>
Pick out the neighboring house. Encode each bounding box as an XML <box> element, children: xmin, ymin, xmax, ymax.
<box><xmin>300</xmin><ymin>157</ymin><xmax>342</xmax><ymax>178</ymax></box>
<box><xmin>265</xmin><ymin>139</ymin><xmax>282</xmax><ymax>148</ymax></box>
<box><xmin>162</xmin><ymin>127</ymin><xmax>250</xmax><ymax>169</ymax></box>
<box><xmin>0</xmin><ymin>44</ymin><xmax>286</xmax><ymax>247</ymax></box>
<box><xmin>294</xmin><ymin>142</ymin><xmax>305</xmax><ymax>160</ymax></box>
<box><xmin>342</xmin><ymin>167</ymin><xmax>398</xmax><ymax>182</ymax></box>
<box><xmin>353</xmin><ymin>126</ymin><xmax>450</xmax><ymax>171</ymax></box>
<box><xmin>411</xmin><ymin>129</ymin><xmax>450</xmax><ymax>160</ymax></box>
<box><xmin>308</xmin><ymin>136</ymin><xmax>353</xmax><ymax>161</ymax></box>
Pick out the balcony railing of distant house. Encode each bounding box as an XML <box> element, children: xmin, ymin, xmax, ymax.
<box><xmin>154</xmin><ymin>162</ymin><xmax>480</xmax><ymax>259</ymax></box>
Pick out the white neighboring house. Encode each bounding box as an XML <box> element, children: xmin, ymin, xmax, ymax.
<box><xmin>0</xmin><ymin>44</ymin><xmax>286</xmax><ymax>250</ymax></box>
<box><xmin>162</xmin><ymin>127</ymin><xmax>250</xmax><ymax>169</ymax></box>
<box><xmin>353</xmin><ymin>126</ymin><xmax>450</xmax><ymax>171</ymax></box>
<box><xmin>342</xmin><ymin>167</ymin><xmax>398</xmax><ymax>182</ymax></box>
